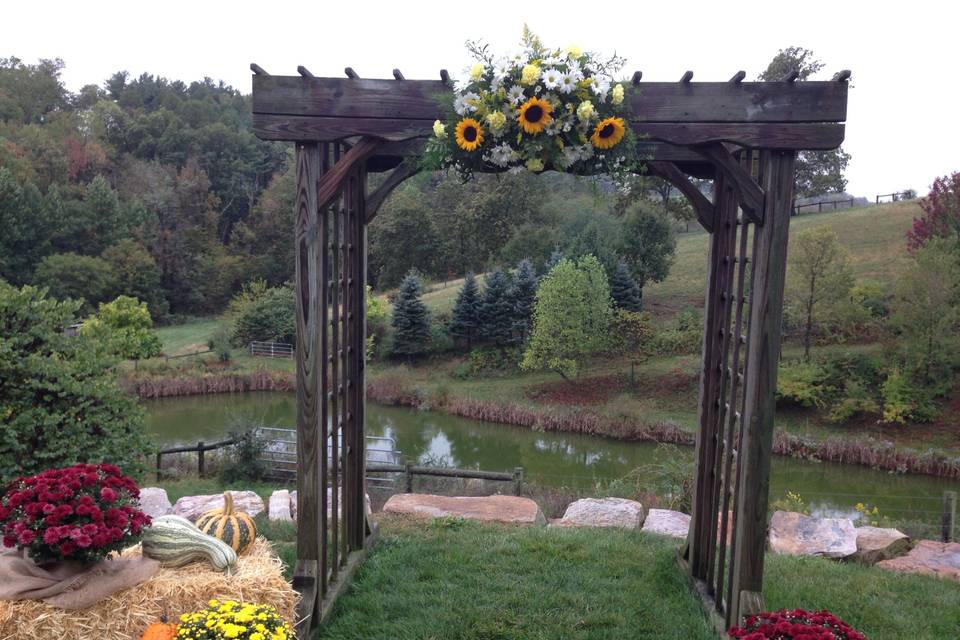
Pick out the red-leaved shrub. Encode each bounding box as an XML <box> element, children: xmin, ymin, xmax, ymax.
<box><xmin>0</xmin><ymin>463</ymin><xmax>150</xmax><ymax>565</ymax></box>
<box><xmin>729</xmin><ymin>609</ymin><xmax>867</xmax><ymax>640</ymax></box>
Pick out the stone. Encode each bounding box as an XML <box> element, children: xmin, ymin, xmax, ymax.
<box><xmin>138</xmin><ymin>487</ymin><xmax>172</xmax><ymax>519</ymax></box>
<box><xmin>877</xmin><ymin>540</ymin><xmax>960</xmax><ymax>580</ymax></box>
<box><xmin>556</xmin><ymin>498</ymin><xmax>645</xmax><ymax>529</ymax></box>
<box><xmin>172</xmin><ymin>490</ymin><xmax>265</xmax><ymax>522</ymax></box>
<box><xmin>641</xmin><ymin>509</ymin><xmax>691</xmax><ymax>539</ymax></box>
<box><xmin>268</xmin><ymin>489</ymin><xmax>293</xmax><ymax>522</ymax></box>
<box><xmin>290</xmin><ymin>489</ymin><xmax>372</xmax><ymax>522</ymax></box>
<box><xmin>382</xmin><ymin>493</ymin><xmax>546</xmax><ymax>526</ymax></box>
<box><xmin>768</xmin><ymin>511</ymin><xmax>857</xmax><ymax>559</ymax></box>
<box><xmin>852</xmin><ymin>526</ymin><xmax>910</xmax><ymax>564</ymax></box>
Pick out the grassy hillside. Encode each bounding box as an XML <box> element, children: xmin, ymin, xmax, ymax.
<box><xmin>645</xmin><ymin>200</ymin><xmax>918</xmax><ymax>310</ymax></box>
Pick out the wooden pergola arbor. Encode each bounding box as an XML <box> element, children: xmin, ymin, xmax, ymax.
<box><xmin>249</xmin><ymin>62</ymin><xmax>849</xmax><ymax>636</ymax></box>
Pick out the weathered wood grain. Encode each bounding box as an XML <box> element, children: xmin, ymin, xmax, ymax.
<box><xmin>694</xmin><ymin>143</ymin><xmax>765</xmax><ymax>220</ymax></box>
<box><xmin>252</xmin><ymin>76</ymin><xmax>847</xmax><ymax>123</ymax></box>
<box><xmin>729</xmin><ymin>150</ymin><xmax>796</xmax><ymax>626</ymax></box>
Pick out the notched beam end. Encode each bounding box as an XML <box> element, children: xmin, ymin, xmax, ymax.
<box><xmin>440</xmin><ymin>69</ymin><xmax>451</xmax><ymax>85</ymax></box>
<box><xmin>832</xmin><ymin>69</ymin><xmax>852</xmax><ymax>82</ymax></box>
<box><xmin>250</xmin><ymin>63</ymin><xmax>269</xmax><ymax>76</ymax></box>
<box><xmin>631</xmin><ymin>71</ymin><xmax>643</xmax><ymax>86</ymax></box>
<box><xmin>729</xmin><ymin>70</ymin><xmax>746</xmax><ymax>84</ymax></box>
<box><xmin>297</xmin><ymin>65</ymin><xmax>315</xmax><ymax>79</ymax></box>
<box><xmin>392</xmin><ymin>68</ymin><xmax>405</xmax><ymax>80</ymax></box>
<box><xmin>783</xmin><ymin>70</ymin><xmax>799</xmax><ymax>83</ymax></box>
<box><xmin>680</xmin><ymin>71</ymin><xmax>694</xmax><ymax>83</ymax></box>
<box><xmin>344</xmin><ymin>67</ymin><xmax>359</xmax><ymax>79</ymax></box>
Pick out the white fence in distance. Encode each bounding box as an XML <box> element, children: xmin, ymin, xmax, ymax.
<box><xmin>249</xmin><ymin>340</ymin><xmax>294</xmax><ymax>359</ymax></box>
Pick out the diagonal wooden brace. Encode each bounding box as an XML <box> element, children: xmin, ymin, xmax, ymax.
<box><xmin>366</xmin><ymin>161</ymin><xmax>419</xmax><ymax>223</ymax></box>
<box><xmin>317</xmin><ymin>136</ymin><xmax>385</xmax><ymax>212</ymax></box>
<box><xmin>647</xmin><ymin>161</ymin><xmax>715</xmax><ymax>233</ymax></box>
<box><xmin>694</xmin><ymin>142</ymin><xmax>764</xmax><ymax>224</ymax></box>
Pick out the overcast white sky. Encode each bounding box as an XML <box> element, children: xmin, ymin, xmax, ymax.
<box><xmin>4</xmin><ymin>0</ymin><xmax>958</xmax><ymax>197</ymax></box>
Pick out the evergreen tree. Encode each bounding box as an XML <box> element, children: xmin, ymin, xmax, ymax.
<box><xmin>390</xmin><ymin>270</ymin><xmax>431</xmax><ymax>358</ymax></box>
<box><xmin>511</xmin><ymin>259</ymin><xmax>538</xmax><ymax>341</ymax></box>
<box><xmin>479</xmin><ymin>268</ymin><xmax>515</xmax><ymax>347</ymax></box>
<box><xmin>544</xmin><ymin>248</ymin><xmax>564</xmax><ymax>274</ymax></box>
<box><xmin>448</xmin><ymin>272</ymin><xmax>482</xmax><ymax>349</ymax></box>
<box><xmin>610</xmin><ymin>260</ymin><xmax>643</xmax><ymax>311</ymax></box>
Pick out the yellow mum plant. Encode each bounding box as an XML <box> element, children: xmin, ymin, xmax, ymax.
<box><xmin>176</xmin><ymin>600</ymin><xmax>292</xmax><ymax>640</ymax></box>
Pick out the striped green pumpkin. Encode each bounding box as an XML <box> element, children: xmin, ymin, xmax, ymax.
<box><xmin>195</xmin><ymin>492</ymin><xmax>257</xmax><ymax>555</ymax></box>
<box><xmin>141</xmin><ymin>514</ymin><xmax>237</xmax><ymax>572</ymax></box>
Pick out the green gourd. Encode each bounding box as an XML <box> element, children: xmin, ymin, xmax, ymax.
<box><xmin>141</xmin><ymin>514</ymin><xmax>238</xmax><ymax>572</ymax></box>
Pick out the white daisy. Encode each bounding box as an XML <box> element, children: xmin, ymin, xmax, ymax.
<box><xmin>590</xmin><ymin>75</ymin><xmax>612</xmax><ymax>99</ymax></box>
<box><xmin>507</xmin><ymin>85</ymin><xmax>526</xmax><ymax>105</ymax></box>
<box><xmin>541</xmin><ymin>68</ymin><xmax>562</xmax><ymax>90</ymax></box>
<box><xmin>559</xmin><ymin>72</ymin><xmax>580</xmax><ymax>94</ymax></box>
<box><xmin>454</xmin><ymin>92</ymin><xmax>480</xmax><ymax>116</ymax></box>
<box><xmin>489</xmin><ymin>143</ymin><xmax>519</xmax><ymax>167</ymax></box>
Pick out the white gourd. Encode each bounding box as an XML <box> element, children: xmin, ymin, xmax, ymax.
<box><xmin>142</xmin><ymin>514</ymin><xmax>238</xmax><ymax>572</ymax></box>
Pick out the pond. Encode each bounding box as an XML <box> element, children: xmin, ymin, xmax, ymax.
<box><xmin>145</xmin><ymin>392</ymin><xmax>958</xmax><ymax>532</ymax></box>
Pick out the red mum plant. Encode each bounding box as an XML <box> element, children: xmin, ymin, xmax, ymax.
<box><xmin>0</xmin><ymin>463</ymin><xmax>151</xmax><ymax>566</ymax></box>
<box><xmin>729</xmin><ymin>609</ymin><xmax>867</xmax><ymax>640</ymax></box>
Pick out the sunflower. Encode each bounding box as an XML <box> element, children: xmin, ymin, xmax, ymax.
<box><xmin>517</xmin><ymin>97</ymin><xmax>553</xmax><ymax>135</ymax></box>
<box><xmin>590</xmin><ymin>117</ymin><xmax>626</xmax><ymax>149</ymax></box>
<box><xmin>455</xmin><ymin>118</ymin><xmax>484</xmax><ymax>151</ymax></box>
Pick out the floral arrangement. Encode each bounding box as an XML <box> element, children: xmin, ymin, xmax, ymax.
<box><xmin>424</xmin><ymin>28</ymin><xmax>637</xmax><ymax>179</ymax></box>
<box><xmin>729</xmin><ymin>609</ymin><xmax>867</xmax><ymax>640</ymax></box>
<box><xmin>176</xmin><ymin>600</ymin><xmax>292</xmax><ymax>640</ymax></box>
<box><xmin>0</xmin><ymin>463</ymin><xmax>150</xmax><ymax>565</ymax></box>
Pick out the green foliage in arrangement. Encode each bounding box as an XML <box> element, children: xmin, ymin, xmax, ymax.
<box><xmin>0</xmin><ymin>282</ymin><xmax>150</xmax><ymax>480</ymax></box>
<box><xmin>522</xmin><ymin>255</ymin><xmax>613</xmax><ymax>380</ymax></box>
<box><xmin>391</xmin><ymin>270</ymin><xmax>431</xmax><ymax>358</ymax></box>
<box><xmin>80</xmin><ymin>295</ymin><xmax>162</xmax><ymax>361</ymax></box>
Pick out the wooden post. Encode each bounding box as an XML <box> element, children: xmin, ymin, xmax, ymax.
<box><xmin>292</xmin><ymin>141</ymin><xmax>323</xmax><ymax>635</ymax></box>
<box><xmin>728</xmin><ymin>150</ymin><xmax>796</xmax><ymax>628</ymax></box>
<box><xmin>513</xmin><ymin>467</ymin><xmax>524</xmax><ymax>496</ymax></box>
<box><xmin>943</xmin><ymin>491</ymin><xmax>957</xmax><ymax>542</ymax></box>
<box><xmin>405</xmin><ymin>459</ymin><xmax>414</xmax><ymax>493</ymax></box>
<box><xmin>156</xmin><ymin>452</ymin><xmax>162</xmax><ymax>481</ymax></box>
<box><xmin>197</xmin><ymin>441</ymin><xmax>205</xmax><ymax>477</ymax></box>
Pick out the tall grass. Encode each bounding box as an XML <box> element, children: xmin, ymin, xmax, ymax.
<box><xmin>126</xmin><ymin>369</ymin><xmax>294</xmax><ymax>399</ymax></box>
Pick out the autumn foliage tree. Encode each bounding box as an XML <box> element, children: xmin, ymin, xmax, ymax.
<box><xmin>907</xmin><ymin>171</ymin><xmax>960</xmax><ymax>254</ymax></box>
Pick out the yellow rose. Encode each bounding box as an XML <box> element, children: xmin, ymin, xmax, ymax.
<box><xmin>470</xmin><ymin>63</ymin><xmax>485</xmax><ymax>81</ymax></box>
<box><xmin>486</xmin><ymin>111</ymin><xmax>506</xmax><ymax>132</ymax></box>
<box><xmin>576</xmin><ymin>100</ymin><xmax>594</xmax><ymax>122</ymax></box>
<box><xmin>611</xmin><ymin>83</ymin><xmax>625</xmax><ymax>105</ymax></box>
<box><xmin>433</xmin><ymin>120</ymin><xmax>446</xmax><ymax>138</ymax></box>
<box><xmin>521</xmin><ymin>64</ymin><xmax>540</xmax><ymax>86</ymax></box>
<box><xmin>565</xmin><ymin>44</ymin><xmax>583</xmax><ymax>59</ymax></box>
<box><xmin>526</xmin><ymin>158</ymin><xmax>545</xmax><ymax>173</ymax></box>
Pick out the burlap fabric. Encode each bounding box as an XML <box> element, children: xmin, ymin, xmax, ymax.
<box><xmin>0</xmin><ymin>546</ymin><xmax>159</xmax><ymax>609</ymax></box>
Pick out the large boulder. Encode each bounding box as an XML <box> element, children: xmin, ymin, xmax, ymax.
<box><xmin>555</xmin><ymin>498</ymin><xmax>645</xmax><ymax>529</ymax></box>
<box><xmin>641</xmin><ymin>509</ymin><xmax>691</xmax><ymax>539</ymax></box>
<box><xmin>852</xmin><ymin>526</ymin><xmax>910</xmax><ymax>565</ymax></box>
<box><xmin>768</xmin><ymin>511</ymin><xmax>857</xmax><ymax>559</ymax></box>
<box><xmin>138</xmin><ymin>487</ymin><xmax>172</xmax><ymax>519</ymax></box>
<box><xmin>383</xmin><ymin>493</ymin><xmax>546</xmax><ymax>526</ymax></box>
<box><xmin>290</xmin><ymin>489</ymin><xmax>372</xmax><ymax>521</ymax></box>
<box><xmin>268</xmin><ymin>489</ymin><xmax>293</xmax><ymax>522</ymax></box>
<box><xmin>877</xmin><ymin>540</ymin><xmax>960</xmax><ymax>580</ymax></box>
<box><xmin>172</xmin><ymin>490</ymin><xmax>265</xmax><ymax>522</ymax></box>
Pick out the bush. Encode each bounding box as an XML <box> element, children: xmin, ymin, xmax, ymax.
<box><xmin>219</xmin><ymin>430</ymin><xmax>269</xmax><ymax>483</ymax></box>
<box><xmin>466</xmin><ymin>346</ymin><xmax>522</xmax><ymax>375</ymax></box>
<box><xmin>651</xmin><ymin>306</ymin><xmax>702</xmax><ymax>356</ymax></box>
<box><xmin>776</xmin><ymin>361</ymin><xmax>835</xmax><ymax>408</ymax></box>
<box><xmin>881</xmin><ymin>368</ymin><xmax>937</xmax><ymax>424</ymax></box>
<box><xmin>0</xmin><ymin>283</ymin><xmax>150</xmax><ymax>480</ymax></box>
<box><xmin>80</xmin><ymin>295</ymin><xmax>162</xmax><ymax>361</ymax></box>
<box><xmin>230</xmin><ymin>284</ymin><xmax>295</xmax><ymax>347</ymax></box>
<box><xmin>769</xmin><ymin>491</ymin><xmax>810</xmax><ymax>516</ymax></box>
<box><xmin>208</xmin><ymin>323</ymin><xmax>233</xmax><ymax>362</ymax></box>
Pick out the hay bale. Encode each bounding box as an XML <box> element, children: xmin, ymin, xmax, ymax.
<box><xmin>0</xmin><ymin>537</ymin><xmax>297</xmax><ymax>640</ymax></box>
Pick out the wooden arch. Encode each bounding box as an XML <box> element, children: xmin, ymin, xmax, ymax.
<box><xmin>250</xmin><ymin>63</ymin><xmax>849</xmax><ymax>636</ymax></box>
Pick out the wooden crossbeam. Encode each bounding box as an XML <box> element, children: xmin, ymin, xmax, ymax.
<box><xmin>316</xmin><ymin>137</ymin><xmax>384</xmax><ymax>211</ymax></box>
<box><xmin>252</xmin><ymin>76</ymin><xmax>848</xmax><ymax>123</ymax></box>
<box><xmin>694</xmin><ymin>143</ymin><xmax>765</xmax><ymax>221</ymax></box>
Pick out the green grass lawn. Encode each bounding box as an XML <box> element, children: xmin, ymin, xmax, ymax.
<box><xmin>312</xmin><ymin>516</ymin><xmax>960</xmax><ymax>640</ymax></box>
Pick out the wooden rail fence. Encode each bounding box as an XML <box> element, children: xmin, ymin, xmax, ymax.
<box><xmin>876</xmin><ymin>191</ymin><xmax>914</xmax><ymax>204</ymax></box>
<box><xmin>792</xmin><ymin>197</ymin><xmax>855</xmax><ymax>215</ymax></box>
<box><xmin>155</xmin><ymin>437</ymin><xmax>237</xmax><ymax>480</ymax></box>
<box><xmin>367</xmin><ymin>461</ymin><xmax>525</xmax><ymax>495</ymax></box>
